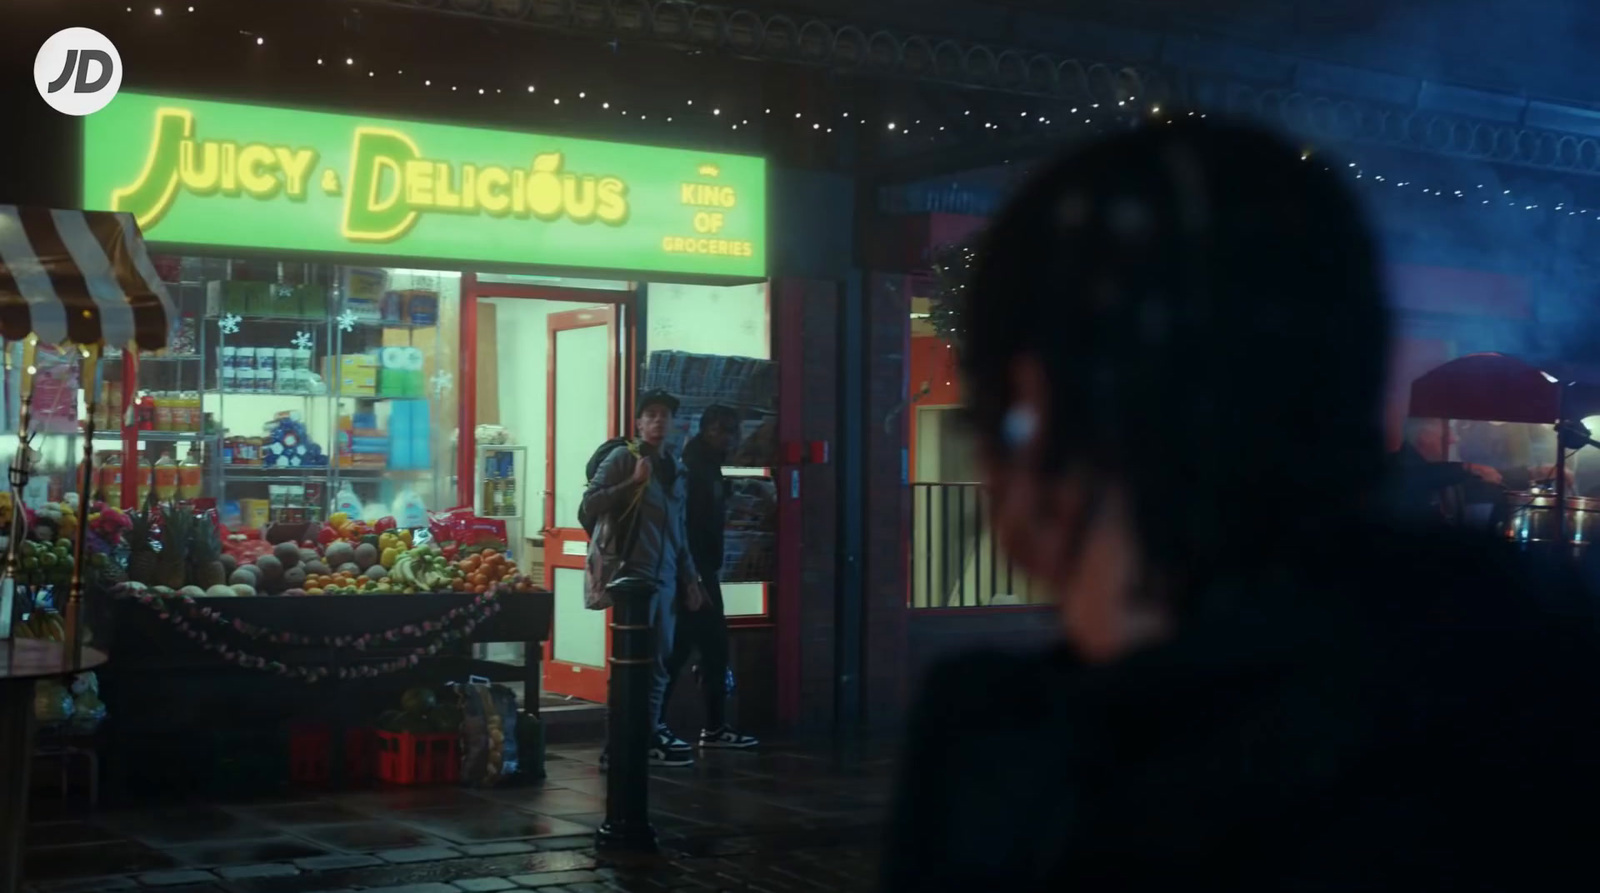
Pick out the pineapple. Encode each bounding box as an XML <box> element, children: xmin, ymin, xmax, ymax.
<box><xmin>188</xmin><ymin>517</ymin><xmax>225</xmax><ymax>590</ymax></box>
<box><xmin>155</xmin><ymin>505</ymin><xmax>192</xmax><ymax>590</ymax></box>
<box><xmin>126</xmin><ymin>510</ymin><xmax>158</xmax><ymax>586</ymax></box>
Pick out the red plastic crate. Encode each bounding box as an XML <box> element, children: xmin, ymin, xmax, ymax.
<box><xmin>288</xmin><ymin>724</ymin><xmax>375</xmax><ymax>785</ymax></box>
<box><xmin>375</xmin><ymin>730</ymin><xmax>460</xmax><ymax>785</ymax></box>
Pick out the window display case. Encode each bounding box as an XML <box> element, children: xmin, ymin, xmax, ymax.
<box><xmin>114</xmin><ymin>256</ymin><xmax>458</xmax><ymax>527</ymax></box>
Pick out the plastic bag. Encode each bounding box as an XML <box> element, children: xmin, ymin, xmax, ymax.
<box><xmin>452</xmin><ymin>677</ymin><xmax>519</xmax><ymax>787</ymax></box>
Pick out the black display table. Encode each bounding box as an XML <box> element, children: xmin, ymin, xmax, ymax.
<box><xmin>98</xmin><ymin>590</ymin><xmax>552</xmax><ymax>799</ymax></box>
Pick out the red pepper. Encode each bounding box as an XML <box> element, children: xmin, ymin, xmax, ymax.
<box><xmin>374</xmin><ymin>516</ymin><xmax>397</xmax><ymax>534</ymax></box>
<box><xmin>316</xmin><ymin>525</ymin><xmax>339</xmax><ymax>545</ymax></box>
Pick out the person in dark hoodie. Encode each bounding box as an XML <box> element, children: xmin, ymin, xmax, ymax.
<box><xmin>664</xmin><ymin>404</ymin><xmax>759</xmax><ymax>749</ymax></box>
<box><xmin>880</xmin><ymin>119</ymin><xmax>1600</xmax><ymax>892</ymax></box>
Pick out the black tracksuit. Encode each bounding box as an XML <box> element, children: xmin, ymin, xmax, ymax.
<box><xmin>664</xmin><ymin>433</ymin><xmax>731</xmax><ymax>729</ymax></box>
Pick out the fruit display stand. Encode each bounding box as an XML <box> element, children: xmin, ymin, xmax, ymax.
<box><xmin>96</xmin><ymin>511</ymin><xmax>551</xmax><ymax>798</ymax></box>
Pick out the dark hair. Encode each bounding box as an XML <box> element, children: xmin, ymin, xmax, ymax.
<box><xmin>961</xmin><ymin>119</ymin><xmax>1390</xmax><ymax>583</ymax></box>
<box><xmin>700</xmin><ymin>404</ymin><xmax>739</xmax><ymax>434</ymax></box>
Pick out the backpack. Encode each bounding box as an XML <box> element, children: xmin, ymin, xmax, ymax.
<box><xmin>578</xmin><ymin>437</ymin><xmax>633</xmax><ymax>535</ymax></box>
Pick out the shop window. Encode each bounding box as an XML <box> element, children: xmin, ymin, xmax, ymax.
<box><xmin>81</xmin><ymin>256</ymin><xmax>464</xmax><ymax>528</ymax></box>
<box><xmin>645</xmin><ymin>282</ymin><xmax>774</xmax><ymax>618</ymax></box>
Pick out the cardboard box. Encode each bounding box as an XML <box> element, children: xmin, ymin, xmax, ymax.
<box><xmin>240</xmin><ymin>498</ymin><xmax>271</xmax><ymax>530</ymax></box>
<box><xmin>326</xmin><ymin>355</ymin><xmax>378</xmax><ymax>397</ymax></box>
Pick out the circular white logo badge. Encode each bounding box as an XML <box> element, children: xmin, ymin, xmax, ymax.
<box><xmin>34</xmin><ymin>27</ymin><xmax>122</xmax><ymax>116</ymax></box>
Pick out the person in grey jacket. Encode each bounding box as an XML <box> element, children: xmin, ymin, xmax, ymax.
<box><xmin>580</xmin><ymin>389</ymin><xmax>706</xmax><ymax>767</ymax></box>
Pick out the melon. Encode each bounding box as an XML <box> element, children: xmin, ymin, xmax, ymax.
<box><xmin>273</xmin><ymin>541</ymin><xmax>302</xmax><ymax>567</ymax></box>
<box><xmin>283</xmin><ymin>566</ymin><xmax>307</xmax><ymax>590</ymax></box>
<box><xmin>231</xmin><ymin>583</ymin><xmax>256</xmax><ymax>598</ymax></box>
<box><xmin>220</xmin><ymin>553</ymin><xmax>238</xmax><ymax>576</ymax></box>
<box><xmin>305</xmin><ymin>559</ymin><xmax>331</xmax><ymax>576</ymax></box>
<box><xmin>205</xmin><ymin>585</ymin><xmax>236</xmax><ymax>599</ymax></box>
<box><xmin>353</xmin><ymin>543</ymin><xmax>379</xmax><ymax>570</ymax></box>
<box><xmin>179</xmin><ymin>585</ymin><xmax>206</xmax><ymax>599</ymax></box>
<box><xmin>298</xmin><ymin>547</ymin><xmax>319</xmax><ymax>566</ymax></box>
<box><xmin>283</xmin><ymin>588</ymin><xmax>308</xmax><ymax>597</ymax></box>
<box><xmin>363</xmin><ymin>564</ymin><xmax>388</xmax><ymax>580</ymax></box>
<box><xmin>337</xmin><ymin>562</ymin><xmax>361</xmax><ymax>576</ymax></box>
<box><xmin>324</xmin><ymin>542</ymin><xmax>355</xmax><ymax>568</ymax></box>
<box><xmin>254</xmin><ymin>554</ymin><xmax>284</xmax><ymax>582</ymax></box>
<box><xmin>229</xmin><ymin>567</ymin><xmax>259</xmax><ymax>587</ymax></box>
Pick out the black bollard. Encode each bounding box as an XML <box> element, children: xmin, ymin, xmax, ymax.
<box><xmin>596</xmin><ymin>578</ymin><xmax>658</xmax><ymax>853</ymax></box>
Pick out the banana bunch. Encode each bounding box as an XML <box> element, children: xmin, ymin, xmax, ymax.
<box><xmin>390</xmin><ymin>546</ymin><xmax>452</xmax><ymax>592</ymax></box>
<box><xmin>15</xmin><ymin>611</ymin><xmax>66</xmax><ymax>641</ymax></box>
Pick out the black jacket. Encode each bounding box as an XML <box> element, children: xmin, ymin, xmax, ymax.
<box><xmin>881</xmin><ymin>522</ymin><xmax>1600</xmax><ymax>892</ymax></box>
<box><xmin>682</xmin><ymin>434</ymin><xmax>727</xmax><ymax>575</ymax></box>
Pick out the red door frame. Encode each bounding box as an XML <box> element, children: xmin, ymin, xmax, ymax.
<box><xmin>541</xmin><ymin>306</ymin><xmax>620</xmax><ymax>702</ymax></box>
<box><xmin>456</xmin><ymin>273</ymin><xmax>633</xmax><ymax>508</ymax></box>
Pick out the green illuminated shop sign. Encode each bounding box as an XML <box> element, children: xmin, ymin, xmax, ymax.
<box><xmin>81</xmin><ymin>92</ymin><xmax>766</xmax><ymax>278</ymax></box>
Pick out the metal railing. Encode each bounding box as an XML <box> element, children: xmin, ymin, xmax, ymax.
<box><xmin>910</xmin><ymin>482</ymin><xmax>1044</xmax><ymax>608</ymax></box>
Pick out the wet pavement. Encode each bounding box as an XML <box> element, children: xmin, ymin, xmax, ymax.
<box><xmin>21</xmin><ymin>742</ymin><xmax>887</xmax><ymax>892</ymax></box>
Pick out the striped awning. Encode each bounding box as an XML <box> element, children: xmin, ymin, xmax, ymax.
<box><xmin>0</xmin><ymin>205</ymin><xmax>175</xmax><ymax>350</ymax></box>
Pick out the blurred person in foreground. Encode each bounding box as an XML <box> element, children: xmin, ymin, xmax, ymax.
<box><xmin>880</xmin><ymin>119</ymin><xmax>1600</xmax><ymax>892</ymax></box>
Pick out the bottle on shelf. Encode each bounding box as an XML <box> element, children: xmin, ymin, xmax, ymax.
<box><xmin>153</xmin><ymin>451</ymin><xmax>178</xmax><ymax>502</ymax></box>
<box><xmin>135</xmin><ymin>455</ymin><xmax>154</xmax><ymax>507</ymax></box>
<box><xmin>98</xmin><ymin>451</ymin><xmax>123</xmax><ymax>507</ymax></box>
<box><xmin>177</xmin><ymin>445</ymin><xmax>204</xmax><ymax>501</ymax></box>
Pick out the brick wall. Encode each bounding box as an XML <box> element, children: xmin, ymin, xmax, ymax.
<box><xmin>772</xmin><ymin>278</ymin><xmax>842</xmax><ymax>731</ymax></box>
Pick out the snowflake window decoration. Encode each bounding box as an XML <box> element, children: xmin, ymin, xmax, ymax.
<box><xmin>272</xmin><ymin>284</ymin><xmax>295</xmax><ymax>300</ymax></box>
<box><xmin>218</xmin><ymin>314</ymin><xmax>242</xmax><ymax>335</ymax></box>
<box><xmin>430</xmin><ymin>370</ymin><xmax>454</xmax><ymax>397</ymax></box>
<box><xmin>337</xmin><ymin>310</ymin><xmax>358</xmax><ymax>333</ymax></box>
<box><xmin>291</xmin><ymin>331</ymin><xmax>315</xmax><ymax>351</ymax></box>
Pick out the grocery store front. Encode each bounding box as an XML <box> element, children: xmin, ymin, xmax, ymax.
<box><xmin>77</xmin><ymin>91</ymin><xmax>776</xmax><ymax>708</ymax></box>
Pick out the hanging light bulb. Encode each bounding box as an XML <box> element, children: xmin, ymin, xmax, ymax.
<box><xmin>527</xmin><ymin>85</ymin><xmax>535</xmax><ymax>92</ymax></box>
<box><xmin>255</xmin><ymin>36</ymin><xmax>264</xmax><ymax>45</ymax></box>
<box><xmin>602</xmin><ymin>102</ymin><xmax>610</xmax><ymax>108</ymax></box>
<box><xmin>345</xmin><ymin>57</ymin><xmax>354</xmax><ymax>65</ymax></box>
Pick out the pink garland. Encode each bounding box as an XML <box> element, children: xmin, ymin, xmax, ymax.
<box><xmin>112</xmin><ymin>579</ymin><xmax>528</xmax><ymax>682</ymax></box>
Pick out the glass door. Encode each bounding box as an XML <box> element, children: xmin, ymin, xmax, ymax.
<box><xmin>543</xmin><ymin>307</ymin><xmax>618</xmax><ymax>702</ymax></box>
<box><xmin>459</xmin><ymin>274</ymin><xmax>632</xmax><ymax>704</ymax></box>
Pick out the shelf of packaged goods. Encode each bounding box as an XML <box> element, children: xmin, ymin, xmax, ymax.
<box><xmin>103</xmin><ymin>354</ymin><xmax>203</xmax><ymax>363</ymax></box>
<box><xmin>205</xmin><ymin>315</ymin><xmax>332</xmax><ymax>324</ymax></box>
<box><xmin>92</xmin><ymin>431</ymin><xmax>220</xmax><ymax>443</ymax></box>
<box><xmin>218</xmin><ymin>389</ymin><xmax>332</xmax><ymax>398</ymax></box>
<box><xmin>222</xmin><ymin>466</ymin><xmax>392</xmax><ymax>478</ymax></box>
<box><xmin>222</xmin><ymin>465</ymin><xmax>336</xmax><ymax>478</ymax></box>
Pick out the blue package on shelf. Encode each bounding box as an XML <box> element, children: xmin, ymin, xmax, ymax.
<box><xmin>410</xmin><ymin>400</ymin><xmax>432</xmax><ymax>468</ymax></box>
<box><xmin>388</xmin><ymin>400</ymin><xmax>415</xmax><ymax>469</ymax></box>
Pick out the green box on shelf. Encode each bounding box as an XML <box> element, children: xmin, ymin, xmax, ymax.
<box><xmin>220</xmin><ymin>280</ymin><xmax>271</xmax><ymax>316</ymax></box>
<box><xmin>295</xmin><ymin>284</ymin><xmax>330</xmax><ymax>320</ymax></box>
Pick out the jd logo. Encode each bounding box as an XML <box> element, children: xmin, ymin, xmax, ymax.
<box><xmin>33</xmin><ymin>28</ymin><xmax>122</xmax><ymax>116</ymax></box>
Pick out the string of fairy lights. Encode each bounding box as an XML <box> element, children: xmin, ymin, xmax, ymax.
<box><xmin>125</xmin><ymin>4</ymin><xmax>1600</xmax><ymax>225</ymax></box>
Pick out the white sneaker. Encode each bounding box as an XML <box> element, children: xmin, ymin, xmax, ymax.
<box><xmin>699</xmin><ymin>726</ymin><xmax>759</xmax><ymax>749</ymax></box>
